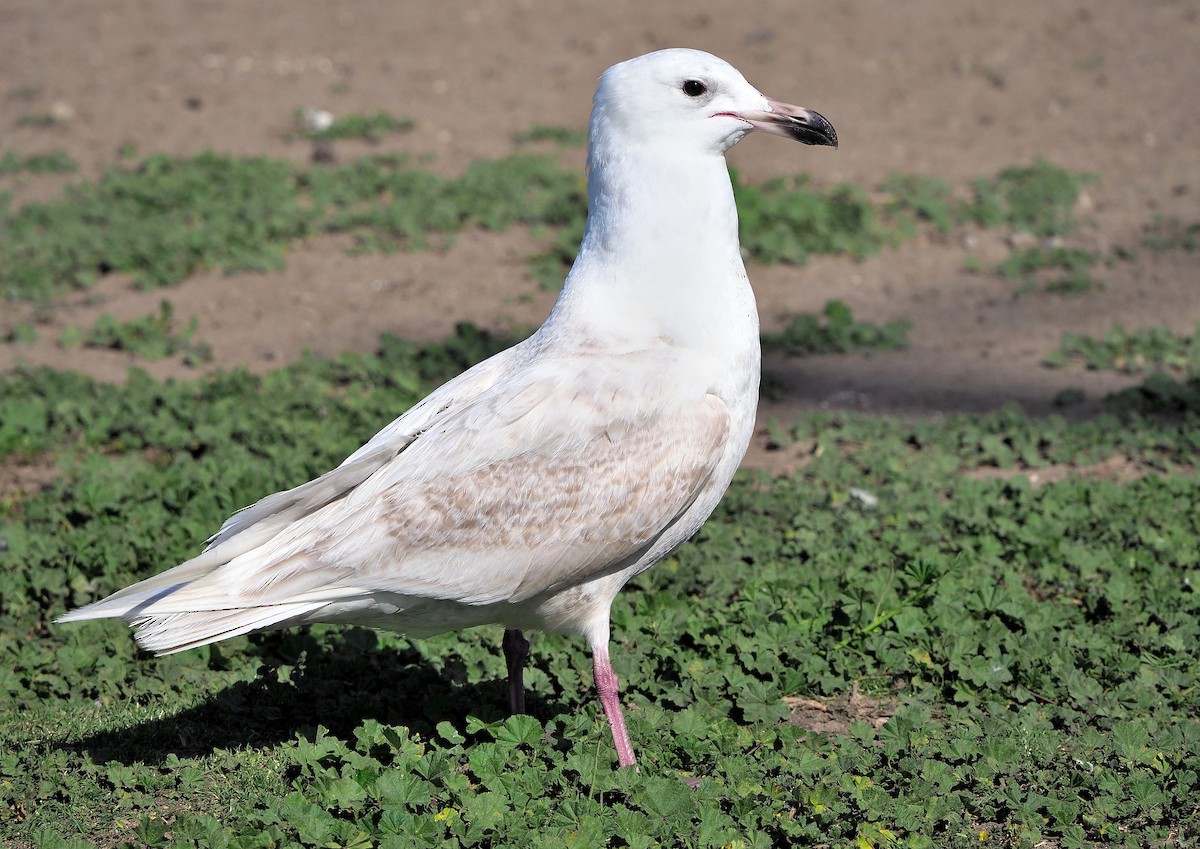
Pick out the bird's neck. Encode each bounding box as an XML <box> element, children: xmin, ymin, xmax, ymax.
<box><xmin>546</xmin><ymin>140</ymin><xmax>759</xmax><ymax>358</ymax></box>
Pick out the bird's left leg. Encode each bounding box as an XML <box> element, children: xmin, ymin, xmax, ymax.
<box><xmin>502</xmin><ymin>628</ymin><xmax>531</xmax><ymax>715</ymax></box>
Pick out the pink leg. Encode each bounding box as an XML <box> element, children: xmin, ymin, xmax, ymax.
<box><xmin>593</xmin><ymin>645</ymin><xmax>637</xmax><ymax>768</ymax></box>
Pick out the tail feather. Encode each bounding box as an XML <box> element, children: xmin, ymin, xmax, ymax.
<box><xmin>132</xmin><ymin>602</ymin><xmax>327</xmax><ymax>655</ymax></box>
<box><xmin>55</xmin><ymin>533</ymin><xmax>265</xmax><ymax>625</ymax></box>
<box><xmin>57</xmin><ymin>553</ymin><xmax>362</xmax><ymax>654</ymax></box>
<box><xmin>56</xmin><ymin>447</ymin><xmax>394</xmax><ymax>634</ymax></box>
<box><xmin>56</xmin><ymin>556</ymin><xmax>229</xmax><ymax>626</ymax></box>
<box><xmin>56</xmin><ymin>582</ymin><xmax>193</xmax><ymax>624</ymax></box>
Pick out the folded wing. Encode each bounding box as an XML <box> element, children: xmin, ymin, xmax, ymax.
<box><xmin>59</xmin><ymin>347</ymin><xmax>730</xmax><ymax>654</ymax></box>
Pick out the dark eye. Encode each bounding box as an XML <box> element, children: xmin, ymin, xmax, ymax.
<box><xmin>682</xmin><ymin>79</ymin><xmax>707</xmax><ymax>97</ymax></box>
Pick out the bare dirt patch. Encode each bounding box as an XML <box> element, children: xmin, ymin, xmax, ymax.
<box><xmin>786</xmin><ymin>684</ymin><xmax>897</xmax><ymax>735</ymax></box>
<box><xmin>964</xmin><ymin>454</ymin><xmax>1188</xmax><ymax>487</ymax></box>
<box><xmin>0</xmin><ymin>453</ymin><xmax>60</xmax><ymax>504</ymax></box>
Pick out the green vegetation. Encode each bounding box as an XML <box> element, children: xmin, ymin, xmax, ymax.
<box><xmin>969</xmin><ymin>163</ymin><xmax>1102</xmax><ymax>295</ymax></box>
<box><xmin>299</xmin><ymin>110</ymin><xmax>416</xmax><ymax>142</ymax></box>
<box><xmin>734</xmin><ymin>174</ymin><xmax>897</xmax><ymax>265</ymax></box>
<box><xmin>844</xmin><ymin>161</ymin><xmax>1095</xmax><ymax>250</ymax></box>
<box><xmin>881</xmin><ymin>173</ymin><xmax>956</xmax><ymax>234</ymax></box>
<box><xmin>80</xmin><ymin>300</ymin><xmax>213</xmax><ymax>365</ymax></box>
<box><xmin>1</xmin><ymin>153</ymin><xmax>309</xmax><ymax>299</ymax></box>
<box><xmin>313</xmin><ymin>153</ymin><xmax>583</xmax><ymax>252</ymax></box>
<box><xmin>761</xmin><ymin>299</ymin><xmax>910</xmax><ymax>356</ymax></box>
<box><xmin>961</xmin><ymin>161</ymin><xmax>1095</xmax><ymax>238</ymax></box>
<box><xmin>4</xmin><ymin>322</ymin><xmax>38</xmax><ymax>344</ymax></box>
<box><xmin>1109</xmin><ymin>372</ymin><xmax>1200</xmax><ymax>415</ymax></box>
<box><xmin>0</xmin><ymin>147</ymin><xmax>1098</xmax><ymax>301</ymax></box>
<box><xmin>0</xmin><ymin>150</ymin><xmax>77</xmax><ymax>175</ymax></box>
<box><xmin>2</xmin><ymin>326</ymin><xmax>1199</xmax><ymax>847</ymax></box>
<box><xmin>998</xmin><ymin>246</ymin><xmax>1097</xmax><ymax>295</ymax></box>
<box><xmin>513</xmin><ymin>125</ymin><xmax>589</xmax><ymax>147</ymax></box>
<box><xmin>1045</xmin><ymin>322</ymin><xmax>1200</xmax><ymax>376</ymax></box>
<box><xmin>57</xmin><ymin>324</ymin><xmax>84</xmax><ymax>350</ymax></box>
<box><xmin>881</xmin><ymin>164</ymin><xmax>1102</xmax><ymax>293</ymax></box>
<box><xmin>1045</xmin><ymin>323</ymin><xmax>1200</xmax><ymax>415</ymax></box>
<box><xmin>15</xmin><ymin>112</ymin><xmax>62</xmax><ymax>129</ymax></box>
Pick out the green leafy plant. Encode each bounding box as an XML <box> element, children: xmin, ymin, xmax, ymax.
<box><xmin>300</xmin><ymin>110</ymin><xmax>416</xmax><ymax>141</ymax></box>
<box><xmin>1045</xmin><ymin>322</ymin><xmax>1200</xmax><ymax>376</ymax></box>
<box><xmin>1107</xmin><ymin>372</ymin><xmax>1200</xmax><ymax>415</ymax></box>
<box><xmin>761</xmin><ymin>299</ymin><xmax>911</xmax><ymax>356</ymax></box>
<box><xmin>513</xmin><ymin>125</ymin><xmax>588</xmax><ymax>147</ymax></box>
<box><xmin>3</xmin><ymin>323</ymin><xmax>38</xmax><ymax>344</ymax></box>
<box><xmin>2</xmin><ymin>152</ymin><xmax>311</xmax><ymax>299</ymax></box>
<box><xmin>57</xmin><ymin>324</ymin><xmax>84</xmax><ymax>350</ymax></box>
<box><xmin>15</xmin><ymin>113</ymin><xmax>61</xmax><ymax>129</ymax></box>
<box><xmin>0</xmin><ymin>150</ymin><xmax>77</xmax><ymax>175</ymax></box>
<box><xmin>882</xmin><ymin>173</ymin><xmax>956</xmax><ymax>234</ymax></box>
<box><xmin>734</xmin><ymin>172</ymin><xmax>897</xmax><ymax>264</ymax></box>
<box><xmin>84</xmin><ymin>300</ymin><xmax>213</xmax><ymax>364</ymax></box>
<box><xmin>998</xmin><ymin>245</ymin><xmax>1097</xmax><ymax>294</ymax></box>
<box><xmin>962</xmin><ymin>160</ymin><xmax>1095</xmax><ymax>237</ymax></box>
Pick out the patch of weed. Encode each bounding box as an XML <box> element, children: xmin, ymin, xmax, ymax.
<box><xmin>0</xmin><ymin>150</ymin><xmax>77</xmax><ymax>175</ymax></box>
<box><xmin>1108</xmin><ymin>373</ymin><xmax>1200</xmax><ymax>415</ymax></box>
<box><xmin>513</xmin><ymin>125</ymin><xmax>588</xmax><ymax>147</ymax></box>
<box><xmin>999</xmin><ymin>246</ymin><xmax>1094</xmax><ymax>279</ymax></box>
<box><xmin>528</xmin><ymin>216</ymin><xmax>586</xmax><ymax>289</ymax></box>
<box><xmin>1</xmin><ymin>152</ymin><xmax>311</xmax><ymax>300</ymax></box>
<box><xmin>84</xmin><ymin>300</ymin><xmax>213</xmax><ymax>365</ymax></box>
<box><xmin>1047</xmin><ymin>321</ymin><xmax>1200</xmax><ymax>415</ymax></box>
<box><xmin>762</xmin><ymin>299</ymin><xmax>911</xmax><ymax>356</ymax></box>
<box><xmin>962</xmin><ymin>160</ymin><xmax>1095</xmax><ymax>237</ymax></box>
<box><xmin>57</xmin><ymin>324</ymin><xmax>84</xmax><ymax>350</ymax></box>
<box><xmin>15</xmin><ymin>113</ymin><xmax>61</xmax><ymax>129</ymax></box>
<box><xmin>3</xmin><ymin>323</ymin><xmax>38</xmax><ymax>344</ymax></box>
<box><xmin>1045</xmin><ymin>322</ymin><xmax>1200</xmax><ymax>376</ymax></box>
<box><xmin>960</xmin><ymin>161</ymin><xmax>1101</xmax><ymax>294</ymax></box>
<box><xmin>305</xmin><ymin>110</ymin><xmax>415</xmax><ymax>142</ymax></box>
<box><xmin>999</xmin><ymin>245</ymin><xmax>1098</xmax><ymax>295</ymax></box>
<box><xmin>309</xmin><ymin>152</ymin><xmax>585</xmax><ymax>252</ymax></box>
<box><xmin>734</xmin><ymin>172</ymin><xmax>897</xmax><ymax>264</ymax></box>
<box><xmin>882</xmin><ymin>173</ymin><xmax>956</xmax><ymax>234</ymax></box>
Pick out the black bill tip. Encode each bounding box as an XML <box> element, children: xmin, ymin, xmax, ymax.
<box><xmin>787</xmin><ymin>109</ymin><xmax>838</xmax><ymax>148</ymax></box>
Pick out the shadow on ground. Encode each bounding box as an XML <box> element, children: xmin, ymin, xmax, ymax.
<box><xmin>760</xmin><ymin>351</ymin><xmax>1141</xmax><ymax>421</ymax></box>
<box><xmin>67</xmin><ymin>627</ymin><xmax>568</xmax><ymax>766</ymax></box>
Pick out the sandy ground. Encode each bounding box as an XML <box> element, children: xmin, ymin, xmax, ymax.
<box><xmin>1</xmin><ymin>0</ymin><xmax>1199</xmax><ymax>473</ymax></box>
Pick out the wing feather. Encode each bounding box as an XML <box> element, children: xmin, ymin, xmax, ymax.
<box><xmin>201</xmin><ymin>344</ymin><xmax>522</xmax><ymax>551</ymax></box>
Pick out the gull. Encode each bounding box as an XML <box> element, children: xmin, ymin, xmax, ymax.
<box><xmin>58</xmin><ymin>48</ymin><xmax>837</xmax><ymax>768</ymax></box>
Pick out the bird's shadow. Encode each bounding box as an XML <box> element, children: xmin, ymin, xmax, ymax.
<box><xmin>67</xmin><ymin>627</ymin><xmax>568</xmax><ymax>766</ymax></box>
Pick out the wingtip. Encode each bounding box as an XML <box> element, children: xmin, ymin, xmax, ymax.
<box><xmin>54</xmin><ymin>603</ymin><xmax>117</xmax><ymax>624</ymax></box>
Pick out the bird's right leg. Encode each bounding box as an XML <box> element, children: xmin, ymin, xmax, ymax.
<box><xmin>592</xmin><ymin>643</ymin><xmax>637</xmax><ymax>768</ymax></box>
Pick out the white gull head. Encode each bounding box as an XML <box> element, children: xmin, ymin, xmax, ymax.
<box><xmin>589</xmin><ymin>48</ymin><xmax>837</xmax><ymax>157</ymax></box>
